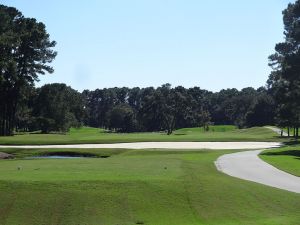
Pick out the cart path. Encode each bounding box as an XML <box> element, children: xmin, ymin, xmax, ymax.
<box><xmin>265</xmin><ymin>126</ymin><xmax>288</xmax><ymax>136</ymax></box>
<box><xmin>215</xmin><ymin>150</ymin><xmax>300</xmax><ymax>194</ymax></box>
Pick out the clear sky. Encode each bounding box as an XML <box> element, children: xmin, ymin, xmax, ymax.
<box><xmin>2</xmin><ymin>0</ymin><xmax>292</xmax><ymax>91</ymax></box>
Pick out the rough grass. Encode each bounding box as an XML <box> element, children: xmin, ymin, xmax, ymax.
<box><xmin>260</xmin><ymin>144</ymin><xmax>300</xmax><ymax>177</ymax></box>
<box><xmin>0</xmin><ymin>126</ymin><xmax>288</xmax><ymax>145</ymax></box>
<box><xmin>0</xmin><ymin>148</ymin><xmax>299</xmax><ymax>225</ymax></box>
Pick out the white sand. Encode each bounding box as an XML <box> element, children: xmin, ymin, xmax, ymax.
<box><xmin>0</xmin><ymin>142</ymin><xmax>281</xmax><ymax>150</ymax></box>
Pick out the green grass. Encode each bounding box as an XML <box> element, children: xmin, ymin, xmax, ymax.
<box><xmin>174</xmin><ymin>125</ymin><xmax>237</xmax><ymax>133</ymax></box>
<box><xmin>0</xmin><ymin>126</ymin><xmax>288</xmax><ymax>145</ymax></box>
<box><xmin>0</xmin><ymin>148</ymin><xmax>299</xmax><ymax>225</ymax></box>
<box><xmin>260</xmin><ymin>144</ymin><xmax>300</xmax><ymax>177</ymax></box>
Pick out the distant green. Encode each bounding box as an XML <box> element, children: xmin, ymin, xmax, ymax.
<box><xmin>0</xmin><ymin>126</ymin><xmax>287</xmax><ymax>145</ymax></box>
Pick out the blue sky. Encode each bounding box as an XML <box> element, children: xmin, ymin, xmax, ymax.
<box><xmin>2</xmin><ymin>0</ymin><xmax>292</xmax><ymax>91</ymax></box>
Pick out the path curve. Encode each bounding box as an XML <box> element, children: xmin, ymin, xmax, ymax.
<box><xmin>265</xmin><ymin>126</ymin><xmax>288</xmax><ymax>136</ymax></box>
<box><xmin>0</xmin><ymin>142</ymin><xmax>281</xmax><ymax>150</ymax></box>
<box><xmin>215</xmin><ymin>150</ymin><xmax>300</xmax><ymax>194</ymax></box>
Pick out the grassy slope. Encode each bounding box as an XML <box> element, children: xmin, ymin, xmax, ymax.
<box><xmin>0</xmin><ymin>126</ymin><xmax>287</xmax><ymax>145</ymax></box>
<box><xmin>0</xmin><ymin>149</ymin><xmax>299</xmax><ymax>225</ymax></box>
<box><xmin>260</xmin><ymin>144</ymin><xmax>300</xmax><ymax>177</ymax></box>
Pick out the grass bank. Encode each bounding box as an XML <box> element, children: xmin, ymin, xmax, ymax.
<box><xmin>260</xmin><ymin>144</ymin><xmax>300</xmax><ymax>177</ymax></box>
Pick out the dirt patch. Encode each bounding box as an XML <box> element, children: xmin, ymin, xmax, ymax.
<box><xmin>0</xmin><ymin>152</ymin><xmax>14</xmax><ymax>159</ymax></box>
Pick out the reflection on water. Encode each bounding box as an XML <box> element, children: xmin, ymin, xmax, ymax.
<box><xmin>26</xmin><ymin>156</ymin><xmax>82</xmax><ymax>159</ymax></box>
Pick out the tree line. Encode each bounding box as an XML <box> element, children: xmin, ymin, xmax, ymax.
<box><xmin>83</xmin><ymin>85</ymin><xmax>276</xmax><ymax>133</ymax></box>
<box><xmin>1</xmin><ymin>2</ymin><xmax>300</xmax><ymax>137</ymax></box>
<box><xmin>16</xmin><ymin>83</ymin><xmax>275</xmax><ymax>134</ymax></box>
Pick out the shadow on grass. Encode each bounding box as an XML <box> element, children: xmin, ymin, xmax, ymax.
<box><xmin>261</xmin><ymin>150</ymin><xmax>300</xmax><ymax>157</ymax></box>
<box><xmin>282</xmin><ymin>140</ymin><xmax>300</xmax><ymax>146</ymax></box>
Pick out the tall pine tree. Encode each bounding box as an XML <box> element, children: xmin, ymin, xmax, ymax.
<box><xmin>268</xmin><ymin>1</ymin><xmax>300</xmax><ymax>137</ymax></box>
<box><xmin>0</xmin><ymin>5</ymin><xmax>56</xmax><ymax>135</ymax></box>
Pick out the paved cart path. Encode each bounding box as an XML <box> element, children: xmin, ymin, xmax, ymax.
<box><xmin>215</xmin><ymin>150</ymin><xmax>300</xmax><ymax>194</ymax></box>
<box><xmin>265</xmin><ymin>126</ymin><xmax>288</xmax><ymax>136</ymax></box>
<box><xmin>215</xmin><ymin>127</ymin><xmax>300</xmax><ymax>194</ymax></box>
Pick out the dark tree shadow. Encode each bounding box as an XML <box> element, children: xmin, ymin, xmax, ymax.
<box><xmin>261</xmin><ymin>150</ymin><xmax>300</xmax><ymax>157</ymax></box>
<box><xmin>282</xmin><ymin>140</ymin><xmax>300</xmax><ymax>146</ymax></box>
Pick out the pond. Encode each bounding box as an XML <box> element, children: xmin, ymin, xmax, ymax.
<box><xmin>26</xmin><ymin>155</ymin><xmax>83</xmax><ymax>159</ymax></box>
<box><xmin>25</xmin><ymin>155</ymin><xmax>110</xmax><ymax>159</ymax></box>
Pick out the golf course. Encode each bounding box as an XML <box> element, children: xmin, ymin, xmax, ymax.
<box><xmin>1</xmin><ymin>1</ymin><xmax>300</xmax><ymax>224</ymax></box>
<box><xmin>0</xmin><ymin>126</ymin><xmax>299</xmax><ymax>225</ymax></box>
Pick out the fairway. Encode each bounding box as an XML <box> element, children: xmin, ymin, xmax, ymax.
<box><xmin>0</xmin><ymin>148</ymin><xmax>299</xmax><ymax>225</ymax></box>
<box><xmin>0</xmin><ymin>126</ymin><xmax>287</xmax><ymax>145</ymax></box>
